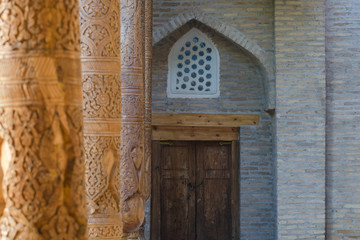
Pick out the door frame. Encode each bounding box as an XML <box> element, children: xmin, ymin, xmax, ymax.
<box><xmin>150</xmin><ymin>113</ymin><xmax>259</xmax><ymax>239</ymax></box>
<box><xmin>151</xmin><ymin>140</ymin><xmax>239</xmax><ymax>240</ymax></box>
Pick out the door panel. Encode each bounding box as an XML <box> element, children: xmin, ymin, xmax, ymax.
<box><xmin>161</xmin><ymin>179</ymin><xmax>191</xmax><ymax>240</ymax></box>
<box><xmin>196</xmin><ymin>142</ymin><xmax>232</xmax><ymax>240</ymax></box>
<box><xmin>152</xmin><ymin>141</ymin><xmax>196</xmax><ymax>240</ymax></box>
<box><xmin>199</xmin><ymin>179</ymin><xmax>231</xmax><ymax>240</ymax></box>
<box><xmin>152</xmin><ymin>141</ymin><xmax>238</xmax><ymax>240</ymax></box>
<box><xmin>203</xmin><ymin>144</ymin><xmax>230</xmax><ymax>170</ymax></box>
<box><xmin>162</xmin><ymin>144</ymin><xmax>189</xmax><ymax>170</ymax></box>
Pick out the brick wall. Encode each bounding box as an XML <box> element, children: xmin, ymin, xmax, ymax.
<box><xmin>148</xmin><ymin>1</ymin><xmax>360</xmax><ymax>239</ymax></box>
<box><xmin>149</xmin><ymin>20</ymin><xmax>275</xmax><ymax>239</ymax></box>
<box><xmin>153</xmin><ymin>0</ymin><xmax>274</xmax><ymax>52</ymax></box>
<box><xmin>326</xmin><ymin>1</ymin><xmax>360</xmax><ymax>239</ymax></box>
<box><xmin>274</xmin><ymin>0</ymin><xmax>326</xmax><ymax>239</ymax></box>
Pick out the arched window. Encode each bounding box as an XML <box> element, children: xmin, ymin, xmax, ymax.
<box><xmin>168</xmin><ymin>28</ymin><xmax>220</xmax><ymax>98</ymax></box>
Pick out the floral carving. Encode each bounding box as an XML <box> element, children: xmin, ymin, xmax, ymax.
<box><xmin>88</xmin><ymin>225</ymin><xmax>123</xmax><ymax>238</ymax></box>
<box><xmin>84</xmin><ymin>24</ymin><xmax>110</xmax><ymax>47</ymax></box>
<box><xmin>82</xmin><ymin>74</ymin><xmax>121</xmax><ymax>118</ymax></box>
<box><xmin>0</xmin><ymin>0</ymin><xmax>80</xmax><ymax>52</ymax></box>
<box><xmin>121</xmin><ymin>0</ymin><xmax>143</xmax><ymax>67</ymax></box>
<box><xmin>41</xmin><ymin>206</ymin><xmax>80</xmax><ymax>239</ymax></box>
<box><xmin>95</xmin><ymin>189</ymin><xmax>119</xmax><ymax>214</ymax></box>
<box><xmin>121</xmin><ymin>0</ymin><xmax>146</xmax><ymax>232</ymax></box>
<box><xmin>81</xmin><ymin>42</ymin><xmax>92</xmax><ymax>56</ymax></box>
<box><xmin>80</xmin><ymin>0</ymin><xmax>122</xmax><ymax>238</ymax></box>
<box><xmin>121</xmin><ymin>95</ymin><xmax>144</xmax><ymax>116</ymax></box>
<box><xmin>84</xmin><ymin>136</ymin><xmax>111</xmax><ymax>203</ymax></box>
<box><xmin>80</xmin><ymin>0</ymin><xmax>120</xmax><ymax>57</ymax></box>
<box><xmin>0</xmin><ymin>106</ymin><xmax>87</xmax><ymax>239</ymax></box>
<box><xmin>81</xmin><ymin>0</ymin><xmax>111</xmax><ymax>18</ymax></box>
<box><xmin>0</xmin><ymin>0</ymin><xmax>87</xmax><ymax>239</ymax></box>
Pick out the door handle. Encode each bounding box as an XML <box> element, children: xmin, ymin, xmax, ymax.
<box><xmin>187</xmin><ymin>179</ymin><xmax>204</xmax><ymax>191</ymax></box>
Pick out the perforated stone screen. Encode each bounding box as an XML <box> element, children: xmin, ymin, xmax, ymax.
<box><xmin>168</xmin><ymin>28</ymin><xmax>220</xmax><ymax>98</ymax></box>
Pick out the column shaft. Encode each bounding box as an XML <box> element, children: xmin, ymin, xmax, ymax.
<box><xmin>0</xmin><ymin>1</ymin><xmax>87</xmax><ymax>239</ymax></box>
<box><xmin>142</xmin><ymin>0</ymin><xmax>153</xmax><ymax>202</ymax></box>
<box><xmin>120</xmin><ymin>0</ymin><xmax>146</xmax><ymax>233</ymax></box>
<box><xmin>135</xmin><ymin>0</ymin><xmax>152</xmax><ymax>236</ymax></box>
<box><xmin>80</xmin><ymin>0</ymin><xmax>123</xmax><ymax>239</ymax></box>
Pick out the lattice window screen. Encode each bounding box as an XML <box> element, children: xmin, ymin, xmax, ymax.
<box><xmin>168</xmin><ymin>28</ymin><xmax>220</xmax><ymax>98</ymax></box>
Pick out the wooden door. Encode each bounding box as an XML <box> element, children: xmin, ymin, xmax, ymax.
<box><xmin>151</xmin><ymin>141</ymin><xmax>239</xmax><ymax>240</ymax></box>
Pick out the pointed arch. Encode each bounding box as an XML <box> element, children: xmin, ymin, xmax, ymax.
<box><xmin>153</xmin><ymin>8</ymin><xmax>275</xmax><ymax>109</ymax></box>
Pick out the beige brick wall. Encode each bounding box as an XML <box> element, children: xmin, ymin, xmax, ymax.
<box><xmin>153</xmin><ymin>0</ymin><xmax>274</xmax><ymax>52</ymax></box>
<box><xmin>150</xmin><ymin>19</ymin><xmax>275</xmax><ymax>240</ymax></box>
<box><xmin>275</xmin><ymin>0</ymin><xmax>326</xmax><ymax>239</ymax></box>
<box><xmin>148</xmin><ymin>1</ymin><xmax>360</xmax><ymax>239</ymax></box>
<box><xmin>326</xmin><ymin>1</ymin><xmax>360</xmax><ymax>239</ymax></box>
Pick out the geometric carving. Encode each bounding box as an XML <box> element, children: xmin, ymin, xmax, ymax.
<box><xmin>121</xmin><ymin>0</ymin><xmax>146</xmax><ymax>233</ymax></box>
<box><xmin>80</xmin><ymin>0</ymin><xmax>122</xmax><ymax>238</ymax></box>
<box><xmin>0</xmin><ymin>1</ymin><xmax>87</xmax><ymax>239</ymax></box>
<box><xmin>168</xmin><ymin>28</ymin><xmax>220</xmax><ymax>98</ymax></box>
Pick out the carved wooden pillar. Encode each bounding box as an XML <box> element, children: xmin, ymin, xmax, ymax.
<box><xmin>120</xmin><ymin>0</ymin><xmax>146</xmax><ymax>234</ymax></box>
<box><xmin>79</xmin><ymin>0</ymin><xmax>123</xmax><ymax>239</ymax></box>
<box><xmin>143</xmin><ymin>0</ymin><xmax>153</xmax><ymax>202</ymax></box>
<box><xmin>0</xmin><ymin>165</ymin><xmax>4</xmax><ymax>215</ymax></box>
<box><xmin>126</xmin><ymin>1</ymin><xmax>152</xmax><ymax>238</ymax></box>
<box><xmin>0</xmin><ymin>1</ymin><xmax>87</xmax><ymax>239</ymax></box>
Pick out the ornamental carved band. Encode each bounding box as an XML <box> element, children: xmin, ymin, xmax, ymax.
<box><xmin>0</xmin><ymin>0</ymin><xmax>87</xmax><ymax>239</ymax></box>
<box><xmin>121</xmin><ymin>0</ymin><xmax>146</xmax><ymax>233</ymax></box>
<box><xmin>80</xmin><ymin>0</ymin><xmax>123</xmax><ymax>238</ymax></box>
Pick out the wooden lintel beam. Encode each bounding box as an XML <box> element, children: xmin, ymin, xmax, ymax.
<box><xmin>152</xmin><ymin>126</ymin><xmax>239</xmax><ymax>141</ymax></box>
<box><xmin>152</xmin><ymin>113</ymin><xmax>259</xmax><ymax>127</ymax></box>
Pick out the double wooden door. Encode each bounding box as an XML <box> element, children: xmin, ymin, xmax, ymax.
<box><xmin>151</xmin><ymin>141</ymin><xmax>239</xmax><ymax>240</ymax></box>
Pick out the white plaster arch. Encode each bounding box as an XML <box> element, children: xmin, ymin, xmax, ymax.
<box><xmin>153</xmin><ymin>8</ymin><xmax>275</xmax><ymax>110</ymax></box>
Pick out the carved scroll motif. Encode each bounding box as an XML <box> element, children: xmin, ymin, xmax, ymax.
<box><xmin>0</xmin><ymin>1</ymin><xmax>87</xmax><ymax>239</ymax></box>
<box><xmin>120</xmin><ymin>0</ymin><xmax>146</xmax><ymax>233</ymax></box>
<box><xmin>80</xmin><ymin>0</ymin><xmax>123</xmax><ymax>239</ymax></box>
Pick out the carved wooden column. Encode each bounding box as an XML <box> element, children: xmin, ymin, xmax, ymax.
<box><xmin>79</xmin><ymin>0</ymin><xmax>123</xmax><ymax>239</ymax></box>
<box><xmin>0</xmin><ymin>1</ymin><xmax>87</xmax><ymax>239</ymax></box>
<box><xmin>143</xmin><ymin>0</ymin><xmax>153</xmax><ymax>202</ymax></box>
<box><xmin>120</xmin><ymin>0</ymin><xmax>146</xmax><ymax>235</ymax></box>
<box><xmin>0</xmin><ymin>166</ymin><xmax>4</xmax><ymax>215</ymax></box>
<box><xmin>135</xmin><ymin>0</ymin><xmax>152</xmax><ymax>237</ymax></box>
<box><xmin>126</xmin><ymin>1</ymin><xmax>152</xmax><ymax>238</ymax></box>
